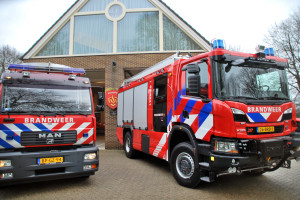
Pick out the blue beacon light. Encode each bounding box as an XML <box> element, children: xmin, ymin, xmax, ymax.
<box><xmin>213</xmin><ymin>39</ymin><xmax>225</xmax><ymax>49</ymax></box>
<box><xmin>264</xmin><ymin>48</ymin><xmax>274</xmax><ymax>56</ymax></box>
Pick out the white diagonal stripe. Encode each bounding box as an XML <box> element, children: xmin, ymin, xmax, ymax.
<box><xmin>59</xmin><ymin>123</ymin><xmax>75</xmax><ymax>131</ymax></box>
<box><xmin>0</xmin><ymin>131</ymin><xmax>21</xmax><ymax>148</ymax></box>
<box><xmin>195</xmin><ymin>114</ymin><xmax>213</xmax><ymax>139</ymax></box>
<box><xmin>261</xmin><ymin>113</ymin><xmax>271</xmax><ymax>120</ymax></box>
<box><xmin>76</xmin><ymin>127</ymin><xmax>93</xmax><ymax>144</ymax></box>
<box><xmin>153</xmin><ymin>132</ymin><xmax>168</xmax><ymax>157</ymax></box>
<box><xmin>184</xmin><ymin>114</ymin><xmax>198</xmax><ymax>126</ymax></box>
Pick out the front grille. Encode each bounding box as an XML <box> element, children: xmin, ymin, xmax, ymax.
<box><xmin>246</xmin><ymin>126</ymin><xmax>284</xmax><ymax>135</ymax></box>
<box><xmin>21</xmin><ymin>131</ymin><xmax>77</xmax><ymax>146</ymax></box>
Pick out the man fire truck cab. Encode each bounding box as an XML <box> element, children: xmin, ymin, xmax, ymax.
<box><xmin>116</xmin><ymin>40</ymin><xmax>300</xmax><ymax>188</ymax></box>
<box><xmin>0</xmin><ymin>63</ymin><xmax>99</xmax><ymax>185</ymax></box>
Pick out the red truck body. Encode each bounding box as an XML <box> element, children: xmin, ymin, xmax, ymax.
<box><xmin>116</xmin><ymin>45</ymin><xmax>300</xmax><ymax>187</ymax></box>
<box><xmin>0</xmin><ymin>63</ymin><xmax>99</xmax><ymax>185</ymax></box>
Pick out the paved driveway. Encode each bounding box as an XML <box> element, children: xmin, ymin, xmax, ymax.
<box><xmin>1</xmin><ymin>150</ymin><xmax>299</xmax><ymax>200</ymax></box>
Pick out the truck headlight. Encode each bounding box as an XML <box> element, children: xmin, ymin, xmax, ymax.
<box><xmin>282</xmin><ymin>108</ymin><xmax>293</xmax><ymax>121</ymax></box>
<box><xmin>0</xmin><ymin>160</ymin><xmax>12</xmax><ymax>167</ymax></box>
<box><xmin>214</xmin><ymin>140</ymin><xmax>238</xmax><ymax>154</ymax></box>
<box><xmin>231</xmin><ymin>108</ymin><xmax>248</xmax><ymax>122</ymax></box>
<box><xmin>231</xmin><ymin>108</ymin><xmax>245</xmax><ymax>115</ymax></box>
<box><xmin>283</xmin><ymin>108</ymin><xmax>292</xmax><ymax>114</ymax></box>
<box><xmin>84</xmin><ymin>153</ymin><xmax>97</xmax><ymax>160</ymax></box>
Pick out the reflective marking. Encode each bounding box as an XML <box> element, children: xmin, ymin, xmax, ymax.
<box><xmin>195</xmin><ymin>114</ymin><xmax>213</xmax><ymax>139</ymax></box>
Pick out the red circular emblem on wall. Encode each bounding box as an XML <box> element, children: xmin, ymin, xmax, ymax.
<box><xmin>105</xmin><ymin>90</ymin><xmax>118</xmax><ymax>109</ymax></box>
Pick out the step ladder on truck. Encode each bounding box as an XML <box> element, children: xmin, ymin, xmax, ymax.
<box><xmin>115</xmin><ymin>39</ymin><xmax>300</xmax><ymax>188</ymax></box>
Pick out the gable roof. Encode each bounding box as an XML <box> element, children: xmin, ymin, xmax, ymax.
<box><xmin>22</xmin><ymin>0</ymin><xmax>211</xmax><ymax>59</ymax></box>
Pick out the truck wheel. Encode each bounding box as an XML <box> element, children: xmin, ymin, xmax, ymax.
<box><xmin>170</xmin><ymin>142</ymin><xmax>201</xmax><ymax>188</ymax></box>
<box><xmin>124</xmin><ymin>132</ymin><xmax>136</xmax><ymax>158</ymax></box>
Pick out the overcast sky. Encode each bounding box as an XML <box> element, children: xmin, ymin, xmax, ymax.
<box><xmin>0</xmin><ymin>0</ymin><xmax>299</xmax><ymax>54</ymax></box>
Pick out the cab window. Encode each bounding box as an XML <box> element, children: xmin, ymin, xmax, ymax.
<box><xmin>185</xmin><ymin>61</ymin><xmax>209</xmax><ymax>98</ymax></box>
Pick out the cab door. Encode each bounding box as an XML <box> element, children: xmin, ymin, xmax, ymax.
<box><xmin>153</xmin><ymin>73</ymin><xmax>168</xmax><ymax>132</ymax></box>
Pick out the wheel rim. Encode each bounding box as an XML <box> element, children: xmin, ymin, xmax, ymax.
<box><xmin>125</xmin><ymin>137</ymin><xmax>130</xmax><ymax>153</ymax></box>
<box><xmin>175</xmin><ymin>152</ymin><xmax>194</xmax><ymax>179</ymax></box>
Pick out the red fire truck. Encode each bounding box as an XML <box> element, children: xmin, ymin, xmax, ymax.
<box><xmin>0</xmin><ymin>63</ymin><xmax>99</xmax><ymax>185</ymax></box>
<box><xmin>116</xmin><ymin>40</ymin><xmax>300</xmax><ymax>188</ymax></box>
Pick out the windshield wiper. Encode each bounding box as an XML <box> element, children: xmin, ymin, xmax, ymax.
<box><xmin>223</xmin><ymin>96</ymin><xmax>258</xmax><ymax>100</ymax></box>
<box><xmin>259</xmin><ymin>97</ymin><xmax>290</xmax><ymax>100</ymax></box>
<box><xmin>33</xmin><ymin>111</ymin><xmax>67</xmax><ymax>117</ymax></box>
<box><xmin>1</xmin><ymin>111</ymin><xmax>42</xmax><ymax>116</ymax></box>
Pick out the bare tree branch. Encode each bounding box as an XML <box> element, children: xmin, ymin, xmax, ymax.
<box><xmin>0</xmin><ymin>44</ymin><xmax>22</xmax><ymax>75</ymax></box>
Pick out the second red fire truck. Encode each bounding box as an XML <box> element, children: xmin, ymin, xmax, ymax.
<box><xmin>116</xmin><ymin>40</ymin><xmax>300</xmax><ymax>188</ymax></box>
<box><xmin>0</xmin><ymin>63</ymin><xmax>99</xmax><ymax>185</ymax></box>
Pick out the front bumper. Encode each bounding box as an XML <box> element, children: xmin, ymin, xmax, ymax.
<box><xmin>199</xmin><ymin>134</ymin><xmax>300</xmax><ymax>171</ymax></box>
<box><xmin>0</xmin><ymin>146</ymin><xmax>99</xmax><ymax>185</ymax></box>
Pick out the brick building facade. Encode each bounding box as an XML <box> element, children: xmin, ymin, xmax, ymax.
<box><xmin>22</xmin><ymin>0</ymin><xmax>210</xmax><ymax>149</ymax></box>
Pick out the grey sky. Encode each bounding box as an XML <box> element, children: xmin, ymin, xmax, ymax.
<box><xmin>0</xmin><ymin>0</ymin><xmax>299</xmax><ymax>54</ymax></box>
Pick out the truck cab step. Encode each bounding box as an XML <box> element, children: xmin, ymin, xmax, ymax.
<box><xmin>199</xmin><ymin>162</ymin><xmax>210</xmax><ymax>170</ymax></box>
<box><xmin>200</xmin><ymin>176</ymin><xmax>212</xmax><ymax>183</ymax></box>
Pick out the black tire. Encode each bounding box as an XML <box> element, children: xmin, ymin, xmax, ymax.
<box><xmin>124</xmin><ymin>132</ymin><xmax>136</xmax><ymax>158</ymax></box>
<box><xmin>243</xmin><ymin>169</ymin><xmax>265</xmax><ymax>176</ymax></box>
<box><xmin>170</xmin><ymin>142</ymin><xmax>201</xmax><ymax>188</ymax></box>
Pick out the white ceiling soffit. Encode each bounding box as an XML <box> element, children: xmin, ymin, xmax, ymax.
<box><xmin>23</xmin><ymin>0</ymin><xmax>210</xmax><ymax>59</ymax></box>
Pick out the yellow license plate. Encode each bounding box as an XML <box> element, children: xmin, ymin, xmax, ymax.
<box><xmin>257</xmin><ymin>126</ymin><xmax>275</xmax><ymax>133</ymax></box>
<box><xmin>38</xmin><ymin>157</ymin><xmax>63</xmax><ymax>165</ymax></box>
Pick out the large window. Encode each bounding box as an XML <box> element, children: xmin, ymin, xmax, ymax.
<box><xmin>118</xmin><ymin>12</ymin><xmax>159</xmax><ymax>52</ymax></box>
<box><xmin>163</xmin><ymin>16</ymin><xmax>201</xmax><ymax>51</ymax></box>
<box><xmin>118</xmin><ymin>0</ymin><xmax>154</xmax><ymax>9</ymax></box>
<box><xmin>34</xmin><ymin>0</ymin><xmax>204</xmax><ymax>57</ymax></box>
<box><xmin>74</xmin><ymin>15</ymin><xmax>113</xmax><ymax>54</ymax></box>
<box><xmin>37</xmin><ymin>21</ymin><xmax>70</xmax><ymax>56</ymax></box>
<box><xmin>79</xmin><ymin>0</ymin><xmax>112</xmax><ymax>12</ymax></box>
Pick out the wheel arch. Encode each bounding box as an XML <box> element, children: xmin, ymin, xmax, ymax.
<box><xmin>123</xmin><ymin>125</ymin><xmax>133</xmax><ymax>142</ymax></box>
<box><xmin>168</xmin><ymin>124</ymin><xmax>199</xmax><ymax>169</ymax></box>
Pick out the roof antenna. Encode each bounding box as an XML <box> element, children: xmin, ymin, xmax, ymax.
<box><xmin>187</xmin><ymin>52</ymin><xmax>192</xmax><ymax>58</ymax></box>
<box><xmin>176</xmin><ymin>51</ymin><xmax>181</xmax><ymax>57</ymax></box>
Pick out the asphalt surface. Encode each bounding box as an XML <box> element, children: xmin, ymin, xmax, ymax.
<box><xmin>1</xmin><ymin>150</ymin><xmax>299</xmax><ymax>200</ymax></box>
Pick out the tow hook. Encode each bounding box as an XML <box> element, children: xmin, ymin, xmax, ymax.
<box><xmin>282</xmin><ymin>160</ymin><xmax>291</xmax><ymax>168</ymax></box>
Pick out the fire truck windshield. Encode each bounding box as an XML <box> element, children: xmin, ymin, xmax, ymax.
<box><xmin>1</xmin><ymin>85</ymin><xmax>92</xmax><ymax>114</ymax></box>
<box><xmin>213</xmin><ymin>61</ymin><xmax>290</xmax><ymax>101</ymax></box>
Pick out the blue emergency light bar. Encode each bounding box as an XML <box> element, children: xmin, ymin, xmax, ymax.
<box><xmin>212</xmin><ymin>39</ymin><xmax>225</xmax><ymax>49</ymax></box>
<box><xmin>8</xmin><ymin>63</ymin><xmax>85</xmax><ymax>75</ymax></box>
<box><xmin>264</xmin><ymin>48</ymin><xmax>275</xmax><ymax>56</ymax></box>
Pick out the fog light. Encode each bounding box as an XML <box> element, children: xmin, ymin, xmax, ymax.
<box><xmin>0</xmin><ymin>160</ymin><xmax>12</xmax><ymax>167</ymax></box>
<box><xmin>83</xmin><ymin>165</ymin><xmax>92</xmax><ymax>170</ymax></box>
<box><xmin>84</xmin><ymin>153</ymin><xmax>96</xmax><ymax>160</ymax></box>
<box><xmin>1</xmin><ymin>173</ymin><xmax>13</xmax><ymax>179</ymax></box>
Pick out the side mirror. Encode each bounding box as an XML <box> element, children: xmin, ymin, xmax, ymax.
<box><xmin>97</xmin><ymin>105</ymin><xmax>104</xmax><ymax>112</ymax></box>
<box><xmin>188</xmin><ymin>75</ymin><xmax>201</xmax><ymax>97</ymax></box>
<box><xmin>97</xmin><ymin>92</ymin><xmax>104</xmax><ymax>112</ymax></box>
<box><xmin>182</xmin><ymin>63</ymin><xmax>200</xmax><ymax>74</ymax></box>
<box><xmin>98</xmin><ymin>92</ymin><xmax>104</xmax><ymax>102</ymax></box>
